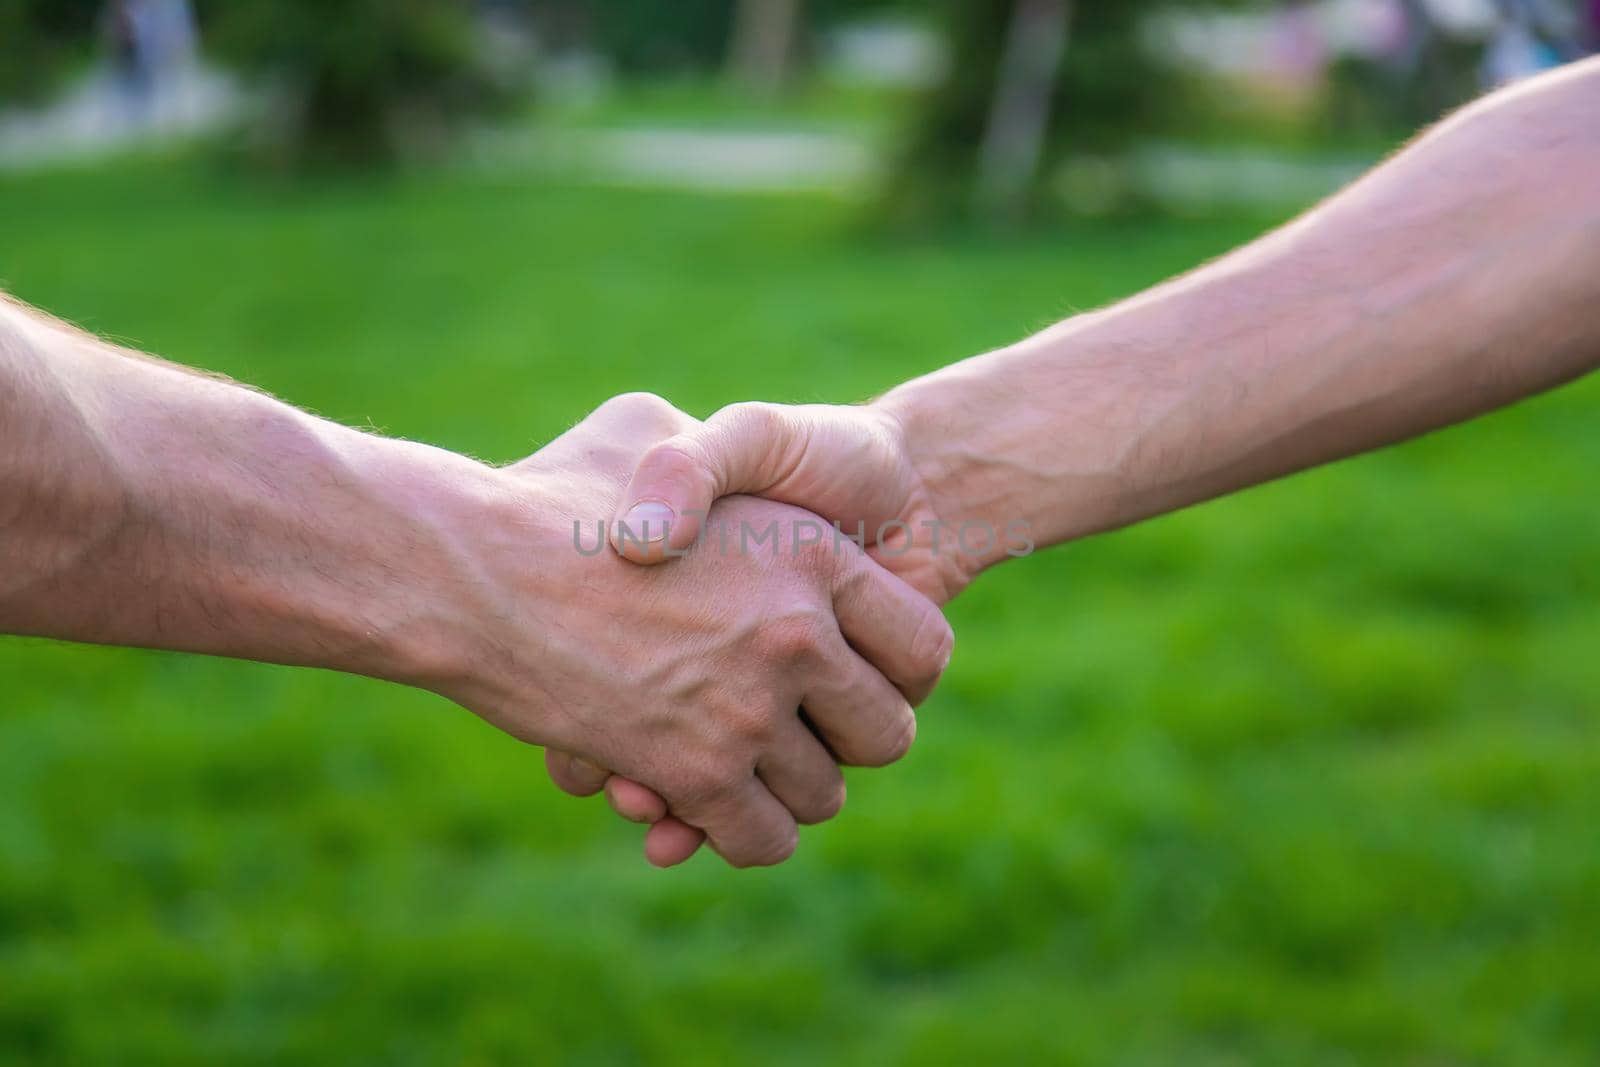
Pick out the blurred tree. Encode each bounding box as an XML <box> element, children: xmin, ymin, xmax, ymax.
<box><xmin>195</xmin><ymin>0</ymin><xmax>512</xmax><ymax>166</ymax></box>
<box><xmin>0</xmin><ymin>0</ymin><xmax>103</xmax><ymax>104</ymax></box>
<box><xmin>1324</xmin><ymin>0</ymin><xmax>1486</xmax><ymax>136</ymax></box>
<box><xmin>717</xmin><ymin>0</ymin><xmax>925</xmax><ymax>93</ymax></box>
<box><xmin>882</xmin><ymin>0</ymin><xmax>1183</xmax><ymax>228</ymax></box>
<box><xmin>539</xmin><ymin>0</ymin><xmax>735</xmax><ymax>74</ymax></box>
<box><xmin>727</xmin><ymin>0</ymin><xmax>807</xmax><ymax>96</ymax></box>
<box><xmin>534</xmin><ymin>0</ymin><xmax>909</xmax><ymax>82</ymax></box>
<box><xmin>973</xmin><ymin>0</ymin><xmax>1072</xmax><ymax>221</ymax></box>
<box><xmin>878</xmin><ymin>0</ymin><xmax>1299</xmax><ymax>229</ymax></box>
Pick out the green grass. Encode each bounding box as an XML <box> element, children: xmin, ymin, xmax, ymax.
<box><xmin>2</xmin><ymin>160</ymin><xmax>1599</xmax><ymax>1066</ymax></box>
<box><xmin>542</xmin><ymin>74</ymin><xmax>910</xmax><ymax>135</ymax></box>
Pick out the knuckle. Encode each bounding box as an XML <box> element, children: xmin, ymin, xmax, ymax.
<box><xmin>724</xmin><ymin>705</ymin><xmax>777</xmax><ymax>745</ymax></box>
<box><xmin>600</xmin><ymin>390</ymin><xmax>669</xmax><ymax>419</ymax></box>
<box><xmin>833</xmin><ymin>535</ymin><xmax>868</xmax><ymax>570</ymax></box>
<box><xmin>793</xmin><ymin>524</ymin><xmax>838</xmax><ymax>571</ymax></box>
<box><xmin>641</xmin><ymin>438</ymin><xmax>708</xmax><ymax>480</ymax></box>
<box><xmin>907</xmin><ymin>608</ymin><xmax>955</xmax><ymax>691</ymax></box>
<box><xmin>796</xmin><ymin>777</ymin><xmax>846</xmax><ymax>825</ymax></box>
<box><xmin>735</xmin><ymin>825</ymin><xmax>799</xmax><ymax>868</ymax></box>
<box><xmin>714</xmin><ymin>400</ymin><xmax>783</xmax><ymax>438</ymax></box>
<box><xmin>605</xmin><ymin>778</ymin><xmax>663</xmax><ymax>823</ymax></box>
<box><xmin>599</xmin><ymin>391</ymin><xmax>695</xmax><ymax>437</ymax></box>
<box><xmin>667</xmin><ymin>764</ymin><xmax>737</xmax><ymax>813</ymax></box>
<box><xmin>857</xmin><ymin>708</ymin><xmax>917</xmax><ymax>768</ymax></box>
<box><xmin>544</xmin><ymin>749</ymin><xmax>604</xmax><ymax>796</ymax></box>
<box><xmin>828</xmin><ymin>556</ymin><xmax>872</xmax><ymax>608</ymax></box>
<box><xmin>759</xmin><ymin>612</ymin><xmax>828</xmax><ymax>664</ymax></box>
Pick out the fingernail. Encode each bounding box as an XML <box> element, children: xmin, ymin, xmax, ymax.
<box><xmin>938</xmin><ymin>627</ymin><xmax>955</xmax><ymax>672</ymax></box>
<box><xmin>618</xmin><ymin>500</ymin><xmax>675</xmax><ymax>544</ymax></box>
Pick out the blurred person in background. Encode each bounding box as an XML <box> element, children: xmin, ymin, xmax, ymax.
<box><xmin>1483</xmin><ymin>0</ymin><xmax>1586</xmax><ymax>85</ymax></box>
<box><xmin>105</xmin><ymin>0</ymin><xmax>197</xmax><ymax>123</ymax></box>
<box><xmin>106</xmin><ymin>0</ymin><xmax>148</xmax><ymax>118</ymax></box>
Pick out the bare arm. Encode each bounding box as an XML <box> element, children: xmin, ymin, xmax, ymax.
<box><xmin>880</xmin><ymin>57</ymin><xmax>1600</xmax><ymax>578</ymax></box>
<box><xmin>594</xmin><ymin>58</ymin><xmax>1600</xmax><ymax>867</ymax></box>
<box><xmin>0</xmin><ymin>299</ymin><xmax>950</xmax><ymax>868</ymax></box>
<box><xmin>612</xmin><ymin>58</ymin><xmax>1600</xmax><ymax>601</ymax></box>
<box><xmin>0</xmin><ymin>294</ymin><xmax>491</xmax><ymax>677</ymax></box>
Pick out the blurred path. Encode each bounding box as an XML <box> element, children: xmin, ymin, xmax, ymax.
<box><xmin>471</xmin><ymin>123</ymin><xmax>1374</xmax><ymax>209</ymax></box>
<box><xmin>0</xmin><ymin>65</ymin><xmax>239</xmax><ymax>171</ymax></box>
<box><xmin>0</xmin><ymin>80</ymin><xmax>1374</xmax><ymax>212</ymax></box>
<box><xmin>469</xmin><ymin>125</ymin><xmax>875</xmax><ymax>194</ymax></box>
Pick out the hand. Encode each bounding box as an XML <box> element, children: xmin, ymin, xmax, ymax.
<box><xmin>569</xmin><ymin>399</ymin><xmax>983</xmax><ymax>866</ymax></box>
<box><xmin>0</xmin><ymin>292</ymin><xmax>942</xmax><ymax>871</ymax></box>
<box><xmin>606</xmin><ymin>401</ymin><xmax>974</xmax><ymax>605</ymax></box>
<box><xmin>449</xmin><ymin>393</ymin><xmax>951</xmax><ymax>868</ymax></box>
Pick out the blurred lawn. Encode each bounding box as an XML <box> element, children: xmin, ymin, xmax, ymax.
<box><xmin>2</xmin><ymin>159</ymin><xmax>1599</xmax><ymax>1066</ymax></box>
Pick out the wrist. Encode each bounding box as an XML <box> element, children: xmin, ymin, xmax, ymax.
<box><xmin>337</xmin><ymin>436</ymin><xmax>538</xmax><ymax>698</ymax></box>
<box><xmin>368</xmin><ymin>450</ymin><xmax>603</xmax><ymax>755</ymax></box>
<box><xmin>867</xmin><ymin>386</ymin><xmax>991</xmax><ymax>591</ymax></box>
<box><xmin>875</xmin><ymin>321</ymin><xmax>1135</xmax><ymax>571</ymax></box>
<box><xmin>203</xmin><ymin>410</ymin><xmax>537</xmax><ymax>702</ymax></box>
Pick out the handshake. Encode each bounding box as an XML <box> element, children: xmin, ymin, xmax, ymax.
<box><xmin>4</xmin><ymin>58</ymin><xmax>1593</xmax><ymax>872</ymax></box>
<box><xmin>450</xmin><ymin>390</ymin><xmax>993</xmax><ymax>870</ymax></box>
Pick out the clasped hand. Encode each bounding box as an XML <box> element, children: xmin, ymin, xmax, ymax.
<box><xmin>444</xmin><ymin>393</ymin><xmax>953</xmax><ymax>869</ymax></box>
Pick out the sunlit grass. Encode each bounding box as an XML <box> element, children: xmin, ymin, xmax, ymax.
<box><xmin>2</xmin><ymin>160</ymin><xmax>1597</xmax><ymax>1065</ymax></box>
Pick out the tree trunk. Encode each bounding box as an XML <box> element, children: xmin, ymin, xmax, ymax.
<box><xmin>727</xmin><ymin>0</ymin><xmax>805</xmax><ymax>99</ymax></box>
<box><xmin>975</xmin><ymin>0</ymin><xmax>1074</xmax><ymax>223</ymax></box>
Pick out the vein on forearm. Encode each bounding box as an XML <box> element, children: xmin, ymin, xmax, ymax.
<box><xmin>0</xmin><ymin>295</ymin><xmax>499</xmax><ymax>688</ymax></box>
<box><xmin>895</xmin><ymin>58</ymin><xmax>1600</xmax><ymax>561</ymax></box>
<box><xmin>0</xmin><ymin>311</ymin><xmax>134</xmax><ymax>623</ymax></box>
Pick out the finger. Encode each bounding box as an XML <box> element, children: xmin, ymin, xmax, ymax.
<box><xmin>755</xmin><ymin>718</ymin><xmax>847</xmax><ymax>825</ymax></box>
<box><xmin>544</xmin><ymin>749</ymin><xmax>609</xmax><ymax>797</ymax></box>
<box><xmin>802</xmin><ymin>628</ymin><xmax>918</xmax><ymax>768</ymax></box>
<box><xmin>645</xmin><ymin>817</ymin><xmax>708</xmax><ymax>868</ymax></box>
<box><xmin>674</xmin><ymin>775</ymin><xmax>799</xmax><ymax>869</ymax></box>
<box><xmin>612</xmin><ymin>402</ymin><xmax>810</xmax><ymax>563</ymax></box>
<box><xmin>830</xmin><ymin>547</ymin><xmax>954</xmax><ymax>705</ymax></box>
<box><xmin>510</xmin><ymin>392</ymin><xmax>696</xmax><ymax>481</ymax></box>
<box><xmin>605</xmin><ymin>775</ymin><xmax>668</xmax><ymax>823</ymax></box>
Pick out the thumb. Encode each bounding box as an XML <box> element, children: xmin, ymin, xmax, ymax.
<box><xmin>611</xmin><ymin>403</ymin><xmax>808</xmax><ymax>564</ymax></box>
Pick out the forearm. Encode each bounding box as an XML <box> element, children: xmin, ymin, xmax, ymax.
<box><xmin>0</xmin><ymin>297</ymin><xmax>497</xmax><ymax>688</ymax></box>
<box><xmin>881</xmin><ymin>58</ymin><xmax>1600</xmax><ymax>572</ymax></box>
<box><xmin>0</xmin><ymin>302</ymin><xmax>951</xmax><ymax>870</ymax></box>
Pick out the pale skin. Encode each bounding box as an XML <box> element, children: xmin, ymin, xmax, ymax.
<box><xmin>591</xmin><ymin>58</ymin><xmax>1600</xmax><ymax>863</ymax></box>
<box><xmin>0</xmin><ymin>300</ymin><xmax>954</xmax><ymax>869</ymax></box>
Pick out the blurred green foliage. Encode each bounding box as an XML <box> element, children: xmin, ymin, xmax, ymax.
<box><xmin>547</xmin><ymin>0</ymin><xmax>922</xmax><ymax>75</ymax></box>
<box><xmin>1324</xmin><ymin>35</ymin><xmax>1485</xmax><ymax>136</ymax></box>
<box><xmin>195</xmin><ymin>0</ymin><xmax>510</xmax><ymax>166</ymax></box>
<box><xmin>2</xmin><ymin>157</ymin><xmax>1599</xmax><ymax>1064</ymax></box>
<box><xmin>564</xmin><ymin>0</ymin><xmax>737</xmax><ymax>73</ymax></box>
<box><xmin>0</xmin><ymin>0</ymin><xmax>101</xmax><ymax>103</ymax></box>
<box><xmin>884</xmin><ymin>0</ymin><xmax>1248</xmax><ymax>227</ymax></box>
